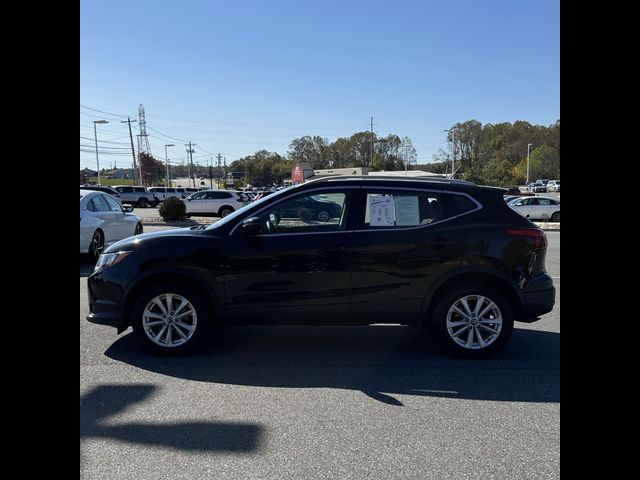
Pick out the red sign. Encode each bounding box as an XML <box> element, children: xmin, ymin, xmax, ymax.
<box><xmin>291</xmin><ymin>163</ymin><xmax>305</xmax><ymax>183</ymax></box>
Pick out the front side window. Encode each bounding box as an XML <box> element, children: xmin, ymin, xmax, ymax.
<box><xmin>255</xmin><ymin>191</ymin><xmax>348</xmax><ymax>234</ymax></box>
<box><xmin>189</xmin><ymin>192</ymin><xmax>207</xmax><ymax>200</ymax></box>
<box><xmin>362</xmin><ymin>190</ymin><xmax>476</xmax><ymax>229</ymax></box>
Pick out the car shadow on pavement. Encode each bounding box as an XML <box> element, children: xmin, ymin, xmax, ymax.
<box><xmin>105</xmin><ymin>325</ymin><xmax>559</xmax><ymax>406</ymax></box>
<box><xmin>80</xmin><ymin>384</ymin><xmax>263</xmax><ymax>452</ymax></box>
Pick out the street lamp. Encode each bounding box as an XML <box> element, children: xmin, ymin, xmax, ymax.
<box><xmin>164</xmin><ymin>144</ymin><xmax>175</xmax><ymax>187</ymax></box>
<box><xmin>444</xmin><ymin>129</ymin><xmax>455</xmax><ymax>178</ymax></box>
<box><xmin>93</xmin><ymin>120</ymin><xmax>109</xmax><ymax>185</ymax></box>
<box><xmin>527</xmin><ymin>143</ymin><xmax>533</xmax><ymax>185</ymax></box>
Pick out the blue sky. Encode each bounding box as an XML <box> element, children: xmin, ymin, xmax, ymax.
<box><xmin>80</xmin><ymin>0</ymin><xmax>559</xmax><ymax>172</ymax></box>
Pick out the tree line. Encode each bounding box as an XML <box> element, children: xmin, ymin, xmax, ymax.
<box><xmin>134</xmin><ymin>119</ymin><xmax>559</xmax><ymax>187</ymax></box>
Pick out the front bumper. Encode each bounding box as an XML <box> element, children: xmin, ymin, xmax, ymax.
<box><xmin>86</xmin><ymin>272</ymin><xmax>126</xmax><ymax>330</ymax></box>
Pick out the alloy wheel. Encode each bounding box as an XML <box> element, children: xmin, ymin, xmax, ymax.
<box><xmin>445</xmin><ymin>295</ymin><xmax>503</xmax><ymax>350</ymax></box>
<box><xmin>142</xmin><ymin>293</ymin><xmax>198</xmax><ymax>348</ymax></box>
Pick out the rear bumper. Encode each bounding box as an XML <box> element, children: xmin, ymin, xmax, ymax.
<box><xmin>519</xmin><ymin>285</ymin><xmax>556</xmax><ymax>322</ymax></box>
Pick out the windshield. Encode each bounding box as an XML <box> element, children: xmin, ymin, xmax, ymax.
<box><xmin>205</xmin><ymin>184</ymin><xmax>300</xmax><ymax>230</ymax></box>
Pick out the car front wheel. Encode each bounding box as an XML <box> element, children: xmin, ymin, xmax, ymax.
<box><xmin>90</xmin><ymin>230</ymin><xmax>104</xmax><ymax>262</ymax></box>
<box><xmin>132</xmin><ymin>283</ymin><xmax>209</xmax><ymax>354</ymax></box>
<box><xmin>434</xmin><ymin>285</ymin><xmax>513</xmax><ymax>358</ymax></box>
<box><xmin>317</xmin><ymin>209</ymin><xmax>330</xmax><ymax>222</ymax></box>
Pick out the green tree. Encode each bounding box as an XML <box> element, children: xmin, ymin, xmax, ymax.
<box><xmin>527</xmin><ymin>145</ymin><xmax>560</xmax><ymax>180</ymax></box>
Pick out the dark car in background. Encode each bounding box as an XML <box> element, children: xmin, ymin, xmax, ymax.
<box><xmin>79</xmin><ymin>185</ymin><xmax>122</xmax><ymax>204</ymax></box>
<box><xmin>87</xmin><ymin>176</ymin><xmax>555</xmax><ymax>358</ymax></box>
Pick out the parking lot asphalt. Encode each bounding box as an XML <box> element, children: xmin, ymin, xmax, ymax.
<box><xmin>80</xmin><ymin>230</ymin><xmax>560</xmax><ymax>480</ymax></box>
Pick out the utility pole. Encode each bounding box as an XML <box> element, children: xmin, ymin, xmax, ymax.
<box><xmin>185</xmin><ymin>141</ymin><xmax>196</xmax><ymax>188</ymax></box>
<box><xmin>370</xmin><ymin>116</ymin><xmax>374</xmax><ymax>169</ymax></box>
<box><xmin>216</xmin><ymin>153</ymin><xmax>222</xmax><ymax>189</ymax></box>
<box><xmin>209</xmin><ymin>157</ymin><xmax>213</xmax><ymax>189</ymax></box>
<box><xmin>122</xmin><ymin>117</ymin><xmax>139</xmax><ymax>184</ymax></box>
<box><xmin>223</xmin><ymin>157</ymin><xmax>227</xmax><ymax>189</ymax></box>
<box><xmin>444</xmin><ymin>128</ymin><xmax>456</xmax><ymax>179</ymax></box>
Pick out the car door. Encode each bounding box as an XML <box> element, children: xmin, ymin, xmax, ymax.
<box><xmin>185</xmin><ymin>191</ymin><xmax>207</xmax><ymax>213</ymax></box>
<box><xmin>222</xmin><ymin>188</ymin><xmax>354</xmax><ymax>324</ymax></box>
<box><xmin>102</xmin><ymin>193</ymin><xmax>131</xmax><ymax>239</ymax></box>
<box><xmin>533</xmin><ymin>197</ymin><xmax>552</xmax><ymax>220</ymax></box>
<box><xmin>511</xmin><ymin>197</ymin><xmax>533</xmax><ymax>217</ymax></box>
<box><xmin>347</xmin><ymin>188</ymin><xmax>472</xmax><ymax>324</ymax></box>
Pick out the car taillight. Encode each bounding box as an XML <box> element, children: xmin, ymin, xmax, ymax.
<box><xmin>506</xmin><ymin>228</ymin><xmax>547</xmax><ymax>249</ymax></box>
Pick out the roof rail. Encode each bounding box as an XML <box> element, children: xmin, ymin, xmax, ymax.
<box><xmin>302</xmin><ymin>175</ymin><xmax>476</xmax><ymax>186</ymax></box>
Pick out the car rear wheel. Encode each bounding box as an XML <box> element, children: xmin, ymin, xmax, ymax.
<box><xmin>219</xmin><ymin>206</ymin><xmax>234</xmax><ymax>217</ymax></box>
<box><xmin>434</xmin><ymin>285</ymin><xmax>513</xmax><ymax>358</ymax></box>
<box><xmin>132</xmin><ymin>283</ymin><xmax>209</xmax><ymax>354</ymax></box>
<box><xmin>551</xmin><ymin>212</ymin><xmax>560</xmax><ymax>222</ymax></box>
<box><xmin>90</xmin><ymin>230</ymin><xmax>104</xmax><ymax>262</ymax></box>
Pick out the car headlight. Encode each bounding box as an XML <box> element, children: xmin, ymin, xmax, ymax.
<box><xmin>94</xmin><ymin>251</ymin><xmax>131</xmax><ymax>272</ymax></box>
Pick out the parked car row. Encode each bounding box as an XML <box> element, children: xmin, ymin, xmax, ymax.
<box><xmin>80</xmin><ymin>185</ymin><xmax>210</xmax><ymax>207</ymax></box>
<box><xmin>525</xmin><ymin>179</ymin><xmax>560</xmax><ymax>193</ymax></box>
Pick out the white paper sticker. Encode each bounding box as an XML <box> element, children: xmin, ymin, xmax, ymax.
<box><xmin>395</xmin><ymin>196</ymin><xmax>420</xmax><ymax>226</ymax></box>
<box><xmin>369</xmin><ymin>195</ymin><xmax>396</xmax><ymax>226</ymax></box>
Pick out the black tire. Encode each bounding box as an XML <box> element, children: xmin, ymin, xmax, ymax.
<box><xmin>219</xmin><ymin>206</ymin><xmax>234</xmax><ymax>217</ymax></box>
<box><xmin>151</xmin><ymin>199</ymin><xmax>159</xmax><ymax>208</ymax></box>
<box><xmin>433</xmin><ymin>284</ymin><xmax>513</xmax><ymax>358</ymax></box>
<box><xmin>317</xmin><ymin>209</ymin><xmax>330</xmax><ymax>222</ymax></box>
<box><xmin>134</xmin><ymin>223</ymin><xmax>143</xmax><ymax>235</ymax></box>
<box><xmin>138</xmin><ymin>197</ymin><xmax>149</xmax><ymax>208</ymax></box>
<box><xmin>132</xmin><ymin>283</ymin><xmax>210</xmax><ymax>354</ymax></box>
<box><xmin>551</xmin><ymin>212</ymin><xmax>560</xmax><ymax>222</ymax></box>
<box><xmin>89</xmin><ymin>230</ymin><xmax>104</xmax><ymax>262</ymax></box>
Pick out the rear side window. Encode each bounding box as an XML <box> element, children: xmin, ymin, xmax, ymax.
<box><xmin>362</xmin><ymin>190</ymin><xmax>477</xmax><ymax>228</ymax></box>
<box><xmin>118</xmin><ymin>187</ymin><xmax>134</xmax><ymax>193</ymax></box>
<box><xmin>89</xmin><ymin>195</ymin><xmax>110</xmax><ymax>212</ymax></box>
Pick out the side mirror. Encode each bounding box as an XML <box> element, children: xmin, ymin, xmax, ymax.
<box><xmin>242</xmin><ymin>216</ymin><xmax>262</xmax><ymax>236</ymax></box>
<box><xmin>123</xmin><ymin>205</ymin><xmax>134</xmax><ymax>213</ymax></box>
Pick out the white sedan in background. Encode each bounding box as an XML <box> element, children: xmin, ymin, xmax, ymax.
<box><xmin>80</xmin><ymin>189</ymin><xmax>143</xmax><ymax>261</ymax></box>
<box><xmin>508</xmin><ymin>196</ymin><xmax>560</xmax><ymax>222</ymax></box>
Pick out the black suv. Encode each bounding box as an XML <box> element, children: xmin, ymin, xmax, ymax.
<box><xmin>87</xmin><ymin>176</ymin><xmax>555</xmax><ymax>357</ymax></box>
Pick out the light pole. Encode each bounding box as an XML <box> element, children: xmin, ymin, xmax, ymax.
<box><xmin>93</xmin><ymin>120</ymin><xmax>109</xmax><ymax>185</ymax></box>
<box><xmin>444</xmin><ymin>129</ymin><xmax>455</xmax><ymax>178</ymax></box>
<box><xmin>527</xmin><ymin>143</ymin><xmax>533</xmax><ymax>185</ymax></box>
<box><xmin>164</xmin><ymin>144</ymin><xmax>175</xmax><ymax>187</ymax></box>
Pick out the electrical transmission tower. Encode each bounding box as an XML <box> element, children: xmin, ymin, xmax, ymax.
<box><xmin>137</xmin><ymin>104</ymin><xmax>151</xmax><ymax>154</ymax></box>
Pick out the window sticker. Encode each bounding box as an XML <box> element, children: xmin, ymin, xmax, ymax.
<box><xmin>394</xmin><ymin>196</ymin><xmax>420</xmax><ymax>226</ymax></box>
<box><xmin>369</xmin><ymin>195</ymin><xmax>396</xmax><ymax>226</ymax></box>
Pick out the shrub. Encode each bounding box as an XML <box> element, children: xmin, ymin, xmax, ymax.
<box><xmin>159</xmin><ymin>196</ymin><xmax>186</xmax><ymax>220</ymax></box>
